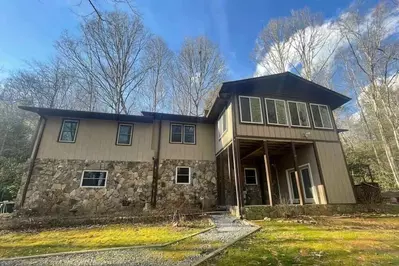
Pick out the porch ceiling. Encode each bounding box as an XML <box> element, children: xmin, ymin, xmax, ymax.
<box><xmin>240</xmin><ymin>140</ymin><xmax>309</xmax><ymax>159</ymax></box>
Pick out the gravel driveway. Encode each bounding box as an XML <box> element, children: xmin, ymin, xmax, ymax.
<box><xmin>0</xmin><ymin>214</ymin><xmax>256</xmax><ymax>266</ymax></box>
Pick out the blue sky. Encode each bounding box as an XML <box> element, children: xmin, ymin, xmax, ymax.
<box><xmin>0</xmin><ymin>0</ymin><xmax>378</xmax><ymax>80</ymax></box>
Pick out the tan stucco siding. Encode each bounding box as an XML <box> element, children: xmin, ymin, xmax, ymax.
<box><xmin>158</xmin><ymin>120</ymin><xmax>215</xmax><ymax>161</ymax></box>
<box><xmin>38</xmin><ymin>117</ymin><xmax>154</xmax><ymax>162</ymax></box>
<box><xmin>236</xmin><ymin>124</ymin><xmax>339</xmax><ymax>141</ymax></box>
<box><xmin>215</xmin><ymin>103</ymin><xmax>233</xmax><ymax>154</ymax></box>
<box><xmin>315</xmin><ymin>142</ymin><xmax>356</xmax><ymax>204</ymax></box>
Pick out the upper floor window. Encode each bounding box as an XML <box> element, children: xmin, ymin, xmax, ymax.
<box><xmin>310</xmin><ymin>104</ymin><xmax>333</xmax><ymax>129</ymax></box>
<box><xmin>239</xmin><ymin>96</ymin><xmax>263</xmax><ymax>124</ymax></box>
<box><xmin>218</xmin><ymin>111</ymin><xmax>227</xmax><ymax>138</ymax></box>
<box><xmin>170</xmin><ymin>124</ymin><xmax>196</xmax><ymax>144</ymax></box>
<box><xmin>265</xmin><ymin>98</ymin><xmax>288</xmax><ymax>126</ymax></box>
<box><xmin>116</xmin><ymin>124</ymin><xmax>133</xmax><ymax>145</ymax></box>
<box><xmin>287</xmin><ymin>101</ymin><xmax>310</xmax><ymax>127</ymax></box>
<box><xmin>59</xmin><ymin>119</ymin><xmax>79</xmax><ymax>143</ymax></box>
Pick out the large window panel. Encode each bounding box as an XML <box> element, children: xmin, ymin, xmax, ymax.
<box><xmin>288</xmin><ymin>101</ymin><xmax>310</xmax><ymax>127</ymax></box>
<box><xmin>116</xmin><ymin>124</ymin><xmax>133</xmax><ymax>145</ymax></box>
<box><xmin>218</xmin><ymin>112</ymin><xmax>227</xmax><ymax>138</ymax></box>
<box><xmin>170</xmin><ymin>124</ymin><xmax>183</xmax><ymax>143</ymax></box>
<box><xmin>310</xmin><ymin>104</ymin><xmax>333</xmax><ymax>129</ymax></box>
<box><xmin>265</xmin><ymin>98</ymin><xmax>288</xmax><ymax>126</ymax></box>
<box><xmin>239</xmin><ymin>96</ymin><xmax>263</xmax><ymax>124</ymax></box>
<box><xmin>184</xmin><ymin>125</ymin><xmax>195</xmax><ymax>144</ymax></box>
<box><xmin>59</xmin><ymin>120</ymin><xmax>79</xmax><ymax>143</ymax></box>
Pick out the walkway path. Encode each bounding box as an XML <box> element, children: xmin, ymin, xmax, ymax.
<box><xmin>1</xmin><ymin>214</ymin><xmax>256</xmax><ymax>266</ymax></box>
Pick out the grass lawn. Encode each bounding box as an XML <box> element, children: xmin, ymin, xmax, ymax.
<box><xmin>0</xmin><ymin>219</ymin><xmax>212</xmax><ymax>258</ymax></box>
<box><xmin>203</xmin><ymin>216</ymin><xmax>399</xmax><ymax>266</ymax></box>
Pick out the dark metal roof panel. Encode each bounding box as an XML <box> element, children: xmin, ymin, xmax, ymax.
<box><xmin>141</xmin><ymin>111</ymin><xmax>214</xmax><ymax>124</ymax></box>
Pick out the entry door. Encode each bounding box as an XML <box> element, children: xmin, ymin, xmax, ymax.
<box><xmin>287</xmin><ymin>164</ymin><xmax>315</xmax><ymax>204</ymax></box>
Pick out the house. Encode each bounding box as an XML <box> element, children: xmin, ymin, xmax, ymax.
<box><xmin>16</xmin><ymin>72</ymin><xmax>356</xmax><ymax>217</ymax></box>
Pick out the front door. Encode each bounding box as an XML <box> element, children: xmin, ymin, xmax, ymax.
<box><xmin>286</xmin><ymin>164</ymin><xmax>315</xmax><ymax>204</ymax></box>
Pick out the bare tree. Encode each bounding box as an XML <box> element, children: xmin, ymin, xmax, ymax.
<box><xmin>4</xmin><ymin>57</ymin><xmax>75</xmax><ymax>109</ymax></box>
<box><xmin>56</xmin><ymin>11</ymin><xmax>150</xmax><ymax>114</ymax></box>
<box><xmin>141</xmin><ymin>37</ymin><xmax>173</xmax><ymax>112</ymax></box>
<box><xmin>170</xmin><ymin>36</ymin><xmax>226</xmax><ymax>116</ymax></box>
<box><xmin>338</xmin><ymin>2</ymin><xmax>399</xmax><ymax>187</ymax></box>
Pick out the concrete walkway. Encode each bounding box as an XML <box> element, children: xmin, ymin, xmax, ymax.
<box><xmin>1</xmin><ymin>215</ymin><xmax>257</xmax><ymax>266</ymax></box>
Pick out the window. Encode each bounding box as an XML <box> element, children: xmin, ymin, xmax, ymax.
<box><xmin>80</xmin><ymin>170</ymin><xmax>107</xmax><ymax>188</ymax></box>
<box><xmin>170</xmin><ymin>124</ymin><xmax>196</xmax><ymax>144</ymax></box>
<box><xmin>239</xmin><ymin>96</ymin><xmax>263</xmax><ymax>124</ymax></box>
<box><xmin>176</xmin><ymin>166</ymin><xmax>191</xmax><ymax>184</ymax></box>
<box><xmin>287</xmin><ymin>101</ymin><xmax>310</xmax><ymax>127</ymax></box>
<box><xmin>59</xmin><ymin>120</ymin><xmax>79</xmax><ymax>143</ymax></box>
<box><xmin>310</xmin><ymin>104</ymin><xmax>333</xmax><ymax>129</ymax></box>
<box><xmin>116</xmin><ymin>124</ymin><xmax>133</xmax><ymax>145</ymax></box>
<box><xmin>218</xmin><ymin>111</ymin><xmax>227</xmax><ymax>138</ymax></box>
<box><xmin>244</xmin><ymin>168</ymin><xmax>257</xmax><ymax>185</ymax></box>
<box><xmin>265</xmin><ymin>98</ymin><xmax>288</xmax><ymax>125</ymax></box>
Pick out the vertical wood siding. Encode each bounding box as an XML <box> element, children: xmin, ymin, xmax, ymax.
<box><xmin>315</xmin><ymin>142</ymin><xmax>356</xmax><ymax>203</ymax></box>
<box><xmin>159</xmin><ymin>120</ymin><xmax>215</xmax><ymax>161</ymax></box>
<box><xmin>215</xmin><ymin>103</ymin><xmax>233</xmax><ymax>153</ymax></box>
<box><xmin>37</xmin><ymin>117</ymin><xmax>154</xmax><ymax>162</ymax></box>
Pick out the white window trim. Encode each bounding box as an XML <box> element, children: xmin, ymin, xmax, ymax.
<box><xmin>116</xmin><ymin>123</ymin><xmax>133</xmax><ymax>145</ymax></box>
<box><xmin>309</xmin><ymin>103</ymin><xmax>334</xmax><ymax>129</ymax></box>
<box><xmin>287</xmin><ymin>100</ymin><xmax>311</xmax><ymax>128</ymax></box>
<box><xmin>183</xmin><ymin>124</ymin><xmax>196</xmax><ymax>144</ymax></box>
<box><xmin>59</xmin><ymin>119</ymin><xmax>79</xmax><ymax>143</ymax></box>
<box><xmin>175</xmin><ymin>166</ymin><xmax>191</xmax><ymax>184</ymax></box>
<box><xmin>218</xmin><ymin>111</ymin><xmax>228</xmax><ymax>140</ymax></box>
<box><xmin>285</xmin><ymin>163</ymin><xmax>317</xmax><ymax>204</ymax></box>
<box><xmin>244</xmin><ymin>167</ymin><xmax>258</xmax><ymax>185</ymax></box>
<box><xmin>239</xmin><ymin>96</ymin><xmax>264</xmax><ymax>124</ymax></box>
<box><xmin>170</xmin><ymin>123</ymin><xmax>183</xmax><ymax>144</ymax></box>
<box><xmin>264</xmin><ymin>98</ymin><xmax>289</xmax><ymax>126</ymax></box>
<box><xmin>80</xmin><ymin>170</ymin><xmax>108</xmax><ymax>188</ymax></box>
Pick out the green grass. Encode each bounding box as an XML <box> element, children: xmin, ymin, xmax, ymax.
<box><xmin>203</xmin><ymin>217</ymin><xmax>399</xmax><ymax>266</ymax></box>
<box><xmin>0</xmin><ymin>219</ymin><xmax>212</xmax><ymax>258</ymax></box>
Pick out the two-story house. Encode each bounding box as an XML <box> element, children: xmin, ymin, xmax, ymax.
<box><xmin>16</xmin><ymin>72</ymin><xmax>356</xmax><ymax>217</ymax></box>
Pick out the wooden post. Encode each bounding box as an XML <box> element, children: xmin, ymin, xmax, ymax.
<box><xmin>231</xmin><ymin>139</ymin><xmax>243</xmax><ymax>217</ymax></box>
<box><xmin>263</xmin><ymin>141</ymin><xmax>274</xmax><ymax>206</ymax></box>
<box><xmin>291</xmin><ymin>142</ymin><xmax>305</xmax><ymax>205</ymax></box>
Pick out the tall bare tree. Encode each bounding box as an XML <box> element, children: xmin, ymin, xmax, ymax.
<box><xmin>338</xmin><ymin>2</ymin><xmax>399</xmax><ymax>187</ymax></box>
<box><xmin>170</xmin><ymin>36</ymin><xmax>226</xmax><ymax>116</ymax></box>
<box><xmin>141</xmin><ymin>37</ymin><xmax>173</xmax><ymax>112</ymax></box>
<box><xmin>56</xmin><ymin>11</ymin><xmax>150</xmax><ymax>114</ymax></box>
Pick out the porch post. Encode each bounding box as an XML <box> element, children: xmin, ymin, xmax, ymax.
<box><xmin>263</xmin><ymin>141</ymin><xmax>274</xmax><ymax>206</ymax></box>
<box><xmin>291</xmin><ymin>142</ymin><xmax>305</xmax><ymax>205</ymax></box>
<box><xmin>232</xmin><ymin>139</ymin><xmax>244</xmax><ymax>217</ymax></box>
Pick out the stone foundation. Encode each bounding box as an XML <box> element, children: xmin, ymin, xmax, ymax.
<box><xmin>17</xmin><ymin>158</ymin><xmax>217</xmax><ymax>216</ymax></box>
<box><xmin>156</xmin><ymin>159</ymin><xmax>217</xmax><ymax>211</ymax></box>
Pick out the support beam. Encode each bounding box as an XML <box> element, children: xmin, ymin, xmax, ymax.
<box><xmin>241</xmin><ymin>145</ymin><xmax>263</xmax><ymax>161</ymax></box>
<box><xmin>232</xmin><ymin>138</ymin><xmax>244</xmax><ymax>216</ymax></box>
<box><xmin>263</xmin><ymin>141</ymin><xmax>274</xmax><ymax>206</ymax></box>
<box><xmin>312</xmin><ymin>141</ymin><xmax>329</xmax><ymax>204</ymax></box>
<box><xmin>291</xmin><ymin>142</ymin><xmax>305</xmax><ymax>205</ymax></box>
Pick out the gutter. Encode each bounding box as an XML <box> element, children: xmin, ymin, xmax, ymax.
<box><xmin>151</xmin><ymin>116</ymin><xmax>162</xmax><ymax>208</ymax></box>
<box><xmin>20</xmin><ymin>116</ymin><xmax>47</xmax><ymax>208</ymax></box>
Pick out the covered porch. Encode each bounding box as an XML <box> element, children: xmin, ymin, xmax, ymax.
<box><xmin>216</xmin><ymin>139</ymin><xmax>328</xmax><ymax>212</ymax></box>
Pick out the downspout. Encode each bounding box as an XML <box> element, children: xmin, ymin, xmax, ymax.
<box><xmin>151</xmin><ymin>116</ymin><xmax>162</xmax><ymax>208</ymax></box>
<box><xmin>20</xmin><ymin>116</ymin><xmax>47</xmax><ymax>207</ymax></box>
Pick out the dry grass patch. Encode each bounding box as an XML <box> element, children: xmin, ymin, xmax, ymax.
<box><xmin>0</xmin><ymin>218</ymin><xmax>212</xmax><ymax>258</ymax></box>
<box><xmin>202</xmin><ymin>216</ymin><xmax>399</xmax><ymax>266</ymax></box>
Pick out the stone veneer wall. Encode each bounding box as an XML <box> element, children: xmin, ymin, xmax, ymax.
<box><xmin>17</xmin><ymin>158</ymin><xmax>217</xmax><ymax>216</ymax></box>
<box><xmin>156</xmin><ymin>159</ymin><xmax>217</xmax><ymax>211</ymax></box>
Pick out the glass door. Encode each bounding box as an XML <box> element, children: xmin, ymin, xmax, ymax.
<box><xmin>287</xmin><ymin>164</ymin><xmax>315</xmax><ymax>204</ymax></box>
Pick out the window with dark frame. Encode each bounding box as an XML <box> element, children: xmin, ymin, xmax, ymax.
<box><xmin>176</xmin><ymin>166</ymin><xmax>190</xmax><ymax>184</ymax></box>
<box><xmin>170</xmin><ymin>123</ymin><xmax>196</xmax><ymax>144</ymax></box>
<box><xmin>59</xmin><ymin>120</ymin><xmax>79</xmax><ymax>142</ymax></box>
<box><xmin>239</xmin><ymin>96</ymin><xmax>263</xmax><ymax>124</ymax></box>
<box><xmin>265</xmin><ymin>98</ymin><xmax>288</xmax><ymax>125</ymax></box>
<box><xmin>310</xmin><ymin>104</ymin><xmax>333</xmax><ymax>129</ymax></box>
<box><xmin>117</xmin><ymin>124</ymin><xmax>133</xmax><ymax>145</ymax></box>
<box><xmin>81</xmin><ymin>170</ymin><xmax>107</xmax><ymax>187</ymax></box>
<box><xmin>288</xmin><ymin>101</ymin><xmax>310</xmax><ymax>127</ymax></box>
<box><xmin>244</xmin><ymin>168</ymin><xmax>257</xmax><ymax>185</ymax></box>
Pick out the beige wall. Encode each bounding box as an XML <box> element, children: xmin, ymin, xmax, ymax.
<box><xmin>316</xmin><ymin>142</ymin><xmax>356</xmax><ymax>204</ymax></box>
<box><xmin>275</xmin><ymin>144</ymin><xmax>326</xmax><ymax>204</ymax></box>
<box><xmin>38</xmin><ymin>117</ymin><xmax>154</xmax><ymax>162</ymax></box>
<box><xmin>215</xmin><ymin>103</ymin><xmax>233</xmax><ymax>153</ymax></box>
<box><xmin>157</xmin><ymin>120</ymin><xmax>215</xmax><ymax>161</ymax></box>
